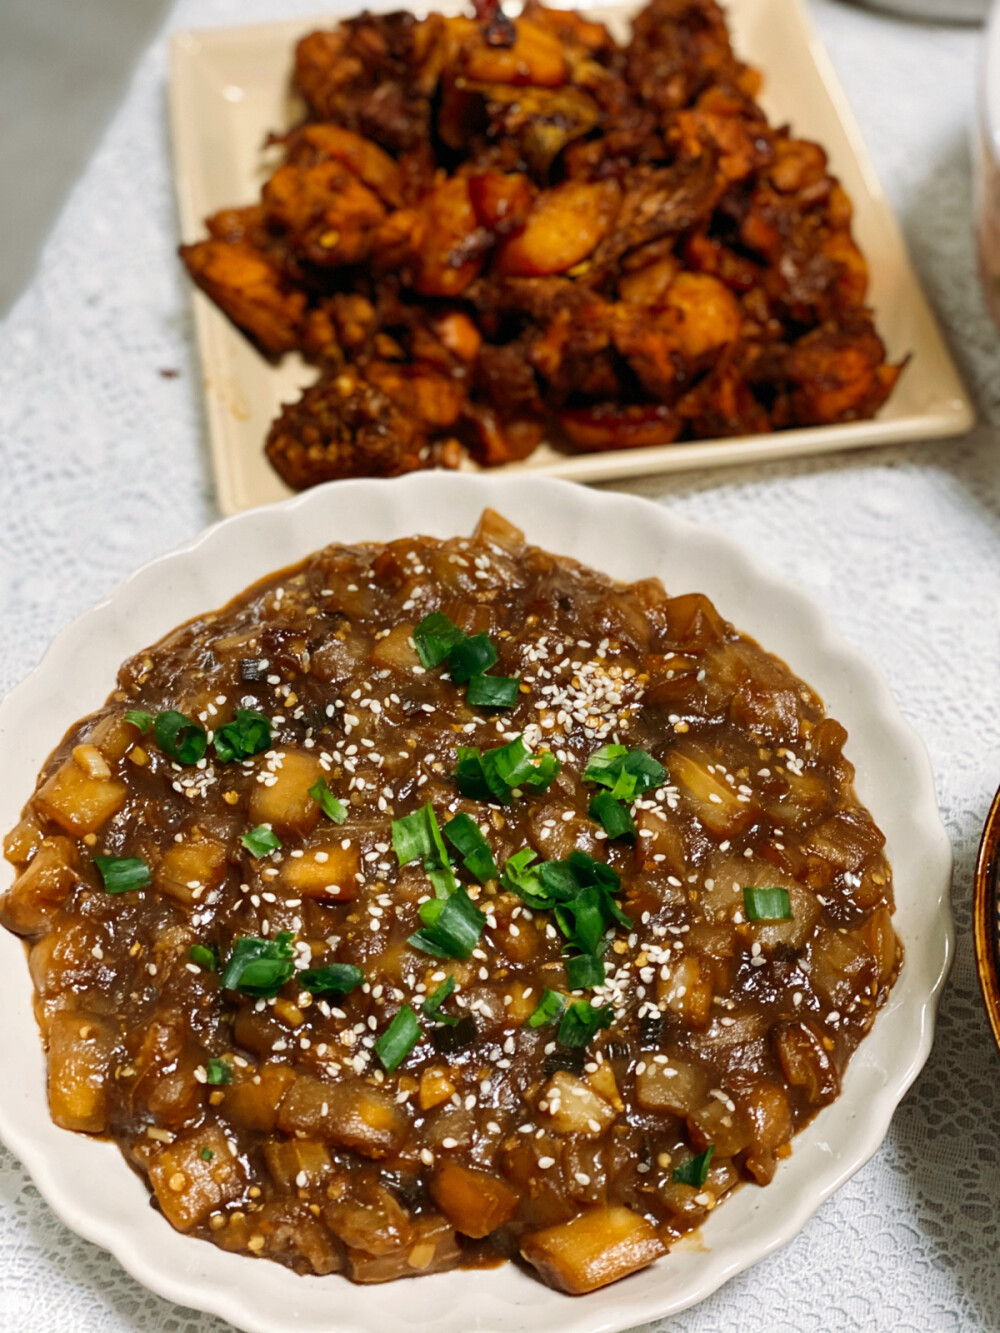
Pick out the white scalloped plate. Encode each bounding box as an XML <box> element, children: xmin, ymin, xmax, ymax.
<box><xmin>0</xmin><ymin>475</ymin><xmax>951</xmax><ymax>1332</ymax></box>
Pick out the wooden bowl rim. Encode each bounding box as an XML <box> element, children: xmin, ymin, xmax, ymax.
<box><xmin>974</xmin><ymin>784</ymin><xmax>1000</xmax><ymax>1053</ymax></box>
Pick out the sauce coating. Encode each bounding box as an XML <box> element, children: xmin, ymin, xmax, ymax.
<box><xmin>2</xmin><ymin>509</ymin><xmax>900</xmax><ymax>1291</ymax></box>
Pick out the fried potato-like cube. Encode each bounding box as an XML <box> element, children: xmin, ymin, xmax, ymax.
<box><xmin>521</xmin><ymin>1206</ymin><xmax>666</xmax><ymax>1293</ymax></box>
<box><xmin>179</xmin><ymin>239</ymin><xmax>305</xmax><ymax>355</ymax></box>
<box><xmin>262</xmin><ymin>161</ymin><xmax>386</xmax><ymax>267</ymax></box>
<box><xmin>1</xmin><ymin>836</ymin><xmax>79</xmax><ymax>935</ymax></box>
<box><xmin>226</xmin><ymin>1063</ymin><xmax>298</xmax><ymax>1133</ymax></box>
<box><xmin>34</xmin><ymin>755</ymin><xmax>127</xmax><ymax>837</ymax></box>
<box><xmin>784</xmin><ymin>323</ymin><xmax>901</xmax><ymax>425</ymax></box>
<box><xmin>430</xmin><ymin>1162</ymin><xmax>519</xmax><ymax>1237</ymax></box>
<box><xmin>47</xmin><ymin>1010</ymin><xmax>118</xmax><ymax>1133</ymax></box>
<box><xmin>248</xmin><ymin>749</ymin><xmax>324</xmax><ymax>836</ymax></box>
<box><xmin>461</xmin><ymin>17</ymin><xmax>567</xmax><ymax>86</ymax></box>
<box><xmin>277</xmin><ymin>1076</ymin><xmax>410</xmax><ymax>1158</ymax></box>
<box><xmin>415</xmin><ymin>177</ymin><xmax>485</xmax><ymax>297</ymax></box>
<box><xmin>147</xmin><ymin>1124</ymin><xmax>244</xmax><ymax>1231</ymax></box>
<box><xmin>281</xmin><ymin>843</ymin><xmax>359</xmax><ymax>900</ymax></box>
<box><xmin>498</xmin><ymin>180</ymin><xmax>620</xmax><ymax>278</ymax></box>
<box><xmin>291</xmin><ymin>124</ymin><xmax>404</xmax><ymax>207</ymax></box>
<box><xmin>154</xmin><ymin>836</ymin><xmax>228</xmax><ymax>906</ymax></box>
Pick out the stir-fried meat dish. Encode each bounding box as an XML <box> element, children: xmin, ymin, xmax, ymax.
<box><xmin>179</xmin><ymin>0</ymin><xmax>904</xmax><ymax>487</ymax></box>
<box><xmin>2</xmin><ymin>509</ymin><xmax>901</xmax><ymax>1291</ymax></box>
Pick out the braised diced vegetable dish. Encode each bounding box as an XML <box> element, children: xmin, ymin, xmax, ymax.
<box><xmin>1</xmin><ymin>509</ymin><xmax>901</xmax><ymax>1291</ymax></box>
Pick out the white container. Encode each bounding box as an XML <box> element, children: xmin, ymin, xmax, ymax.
<box><xmin>977</xmin><ymin>0</ymin><xmax>1000</xmax><ymax>328</ymax></box>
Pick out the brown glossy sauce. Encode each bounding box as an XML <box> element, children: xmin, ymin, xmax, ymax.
<box><xmin>1</xmin><ymin>508</ymin><xmax>900</xmax><ymax>1293</ymax></box>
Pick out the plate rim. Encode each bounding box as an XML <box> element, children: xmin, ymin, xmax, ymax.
<box><xmin>0</xmin><ymin>474</ymin><xmax>953</xmax><ymax>1332</ymax></box>
<box><xmin>167</xmin><ymin>0</ymin><xmax>975</xmax><ymax>516</ymax></box>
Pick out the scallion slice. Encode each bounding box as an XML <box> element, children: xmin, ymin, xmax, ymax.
<box><xmin>392</xmin><ymin>802</ymin><xmax>450</xmax><ymax>869</ymax></box>
<box><xmin>213</xmin><ymin>708</ymin><xmax>272</xmax><ymax>763</ymax></box>
<box><xmin>413</xmin><ymin>612</ymin><xmax>466</xmax><ymax>669</ymax></box>
<box><xmin>299</xmin><ymin>963</ymin><xmax>364</xmax><ymax>995</ymax></box>
<box><xmin>527</xmin><ymin>987</ymin><xmax>568</xmax><ymax>1028</ymax></box>
<box><xmin>189</xmin><ymin>943</ymin><xmax>218</xmax><ymax>972</ymax></box>
<box><xmin>565</xmin><ymin>953</ymin><xmax>606</xmax><ymax>990</ymax></box>
<box><xmin>454</xmin><ymin>735</ymin><xmax>560</xmax><ymax>804</ymax></box>
<box><xmin>206</xmin><ymin>1057</ymin><xmax>232</xmax><ymax>1086</ymax></box>
<box><xmin>557</xmin><ymin>999</ymin><xmax>613</xmax><ymax>1048</ymax></box>
<box><xmin>220</xmin><ymin>931</ymin><xmax>295</xmax><ymax>997</ymax></box>
<box><xmin>584</xmin><ymin>744</ymin><xmax>665</xmax><ymax>802</ymax></box>
<box><xmin>240</xmin><ymin>825</ymin><xmax>282</xmax><ymax>858</ymax></box>
<box><xmin>408</xmin><ymin>885</ymin><xmax>485</xmax><ymax>959</ymax></box>
<box><xmin>153</xmin><ymin>710</ymin><xmax>207</xmax><ymax>765</ymax></box>
<box><xmin>447</xmin><ymin>634</ymin><xmax>498</xmax><ymax>684</ymax></box>
<box><xmin>92</xmin><ymin>855</ymin><xmax>151</xmax><ymax>894</ymax></box>
<box><xmin>442</xmin><ymin>812</ymin><xmax>497</xmax><ymax>882</ymax></box>
<box><xmin>309</xmin><ymin>777</ymin><xmax>348</xmax><ymax>825</ymax></box>
<box><xmin>124</xmin><ymin>709</ymin><xmax>153</xmax><ymax>733</ymax></box>
<box><xmin>465</xmin><ymin>674</ymin><xmax>521</xmax><ymax>709</ymax></box>
<box><xmin>392</xmin><ymin>802</ymin><xmax>458</xmax><ymax>897</ymax></box>
<box><xmin>672</xmin><ymin>1145</ymin><xmax>715</xmax><ymax>1187</ymax></box>
<box><xmin>375</xmin><ymin>1005</ymin><xmax>421</xmax><ymax>1073</ymax></box>
<box><xmin>742</xmin><ymin>886</ymin><xmax>792</xmax><ymax>921</ymax></box>
<box><xmin>588</xmin><ymin>790</ymin><xmax>637</xmax><ymax>841</ymax></box>
<box><xmin>422</xmin><ymin>975</ymin><xmax>460</xmax><ymax>1025</ymax></box>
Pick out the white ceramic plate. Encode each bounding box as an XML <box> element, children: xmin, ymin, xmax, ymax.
<box><xmin>169</xmin><ymin>0</ymin><xmax>974</xmax><ymax>515</ymax></box>
<box><xmin>0</xmin><ymin>475</ymin><xmax>952</xmax><ymax>1332</ymax></box>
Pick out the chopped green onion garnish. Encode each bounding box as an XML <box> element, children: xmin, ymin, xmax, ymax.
<box><xmin>206</xmin><ymin>1057</ymin><xmax>232</xmax><ymax>1086</ymax></box>
<box><xmin>124</xmin><ymin>709</ymin><xmax>153</xmax><ymax>733</ymax></box>
<box><xmin>92</xmin><ymin>855</ymin><xmax>151</xmax><ymax>894</ymax></box>
<box><xmin>213</xmin><ymin>708</ymin><xmax>272</xmax><ymax>763</ymax></box>
<box><xmin>742</xmin><ymin>886</ymin><xmax>792</xmax><ymax>921</ymax></box>
<box><xmin>465</xmin><ymin>674</ymin><xmax>521</xmax><ymax>709</ymax></box>
<box><xmin>527</xmin><ymin>987</ymin><xmax>568</xmax><ymax>1028</ymax></box>
<box><xmin>555</xmin><ymin>885</ymin><xmax>609</xmax><ymax>957</ymax></box>
<box><xmin>375</xmin><ymin>1005</ymin><xmax>421</xmax><ymax>1072</ymax></box>
<box><xmin>422</xmin><ymin>975</ymin><xmax>460</xmax><ymax>1025</ymax></box>
<box><xmin>672</xmin><ymin>1145</ymin><xmax>715</xmax><ymax>1187</ymax></box>
<box><xmin>409</xmin><ymin>885</ymin><xmax>485</xmax><ymax>959</ymax></box>
<box><xmin>453</xmin><ymin>747</ymin><xmax>493</xmax><ymax>802</ymax></box>
<box><xmin>153</xmin><ymin>710</ymin><xmax>207</xmax><ymax>765</ymax></box>
<box><xmin>220</xmin><ymin>931</ymin><xmax>295</xmax><ymax>997</ymax></box>
<box><xmin>309</xmin><ymin>777</ymin><xmax>348</xmax><ymax>824</ymax></box>
<box><xmin>392</xmin><ymin>802</ymin><xmax>458</xmax><ymax>897</ymax></box>
<box><xmin>240</xmin><ymin>825</ymin><xmax>282</xmax><ymax>858</ymax></box>
<box><xmin>189</xmin><ymin>943</ymin><xmax>218</xmax><ymax>972</ymax></box>
<box><xmin>557</xmin><ymin>999</ymin><xmax>613</xmax><ymax>1048</ymax></box>
<box><xmin>502</xmin><ymin>848</ymin><xmax>629</xmax><ymax>947</ymax></box>
<box><xmin>584</xmin><ymin>744</ymin><xmax>665</xmax><ymax>802</ymax></box>
<box><xmin>392</xmin><ymin>802</ymin><xmax>450</xmax><ymax>869</ymax></box>
<box><xmin>454</xmin><ymin>735</ymin><xmax>560</xmax><ymax>803</ymax></box>
<box><xmin>199</xmin><ymin>1147</ymin><xmax>215</xmax><ymax>1161</ymax></box>
<box><xmin>299</xmin><ymin>963</ymin><xmax>364</xmax><ymax>995</ymax></box>
<box><xmin>442</xmin><ymin>812</ymin><xmax>497</xmax><ymax>882</ymax></box>
<box><xmin>589</xmin><ymin>790</ymin><xmax>636</xmax><ymax>841</ymax></box>
<box><xmin>447</xmin><ymin>633</ymin><xmax>498</xmax><ymax>684</ymax></box>
<box><xmin>413</xmin><ymin>612</ymin><xmax>467</xmax><ymax>669</ymax></box>
<box><xmin>565</xmin><ymin>953</ymin><xmax>606</xmax><ymax>990</ymax></box>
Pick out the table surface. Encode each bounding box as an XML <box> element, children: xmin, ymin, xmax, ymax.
<box><xmin>1</xmin><ymin>1</ymin><xmax>998</xmax><ymax>1329</ymax></box>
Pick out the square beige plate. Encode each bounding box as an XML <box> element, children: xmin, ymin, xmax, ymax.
<box><xmin>170</xmin><ymin>0</ymin><xmax>974</xmax><ymax>515</ymax></box>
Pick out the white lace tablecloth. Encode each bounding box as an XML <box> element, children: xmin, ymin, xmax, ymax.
<box><xmin>1</xmin><ymin>0</ymin><xmax>998</xmax><ymax>1327</ymax></box>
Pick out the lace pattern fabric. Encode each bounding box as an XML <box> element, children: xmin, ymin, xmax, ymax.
<box><xmin>0</xmin><ymin>0</ymin><xmax>998</xmax><ymax>1328</ymax></box>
